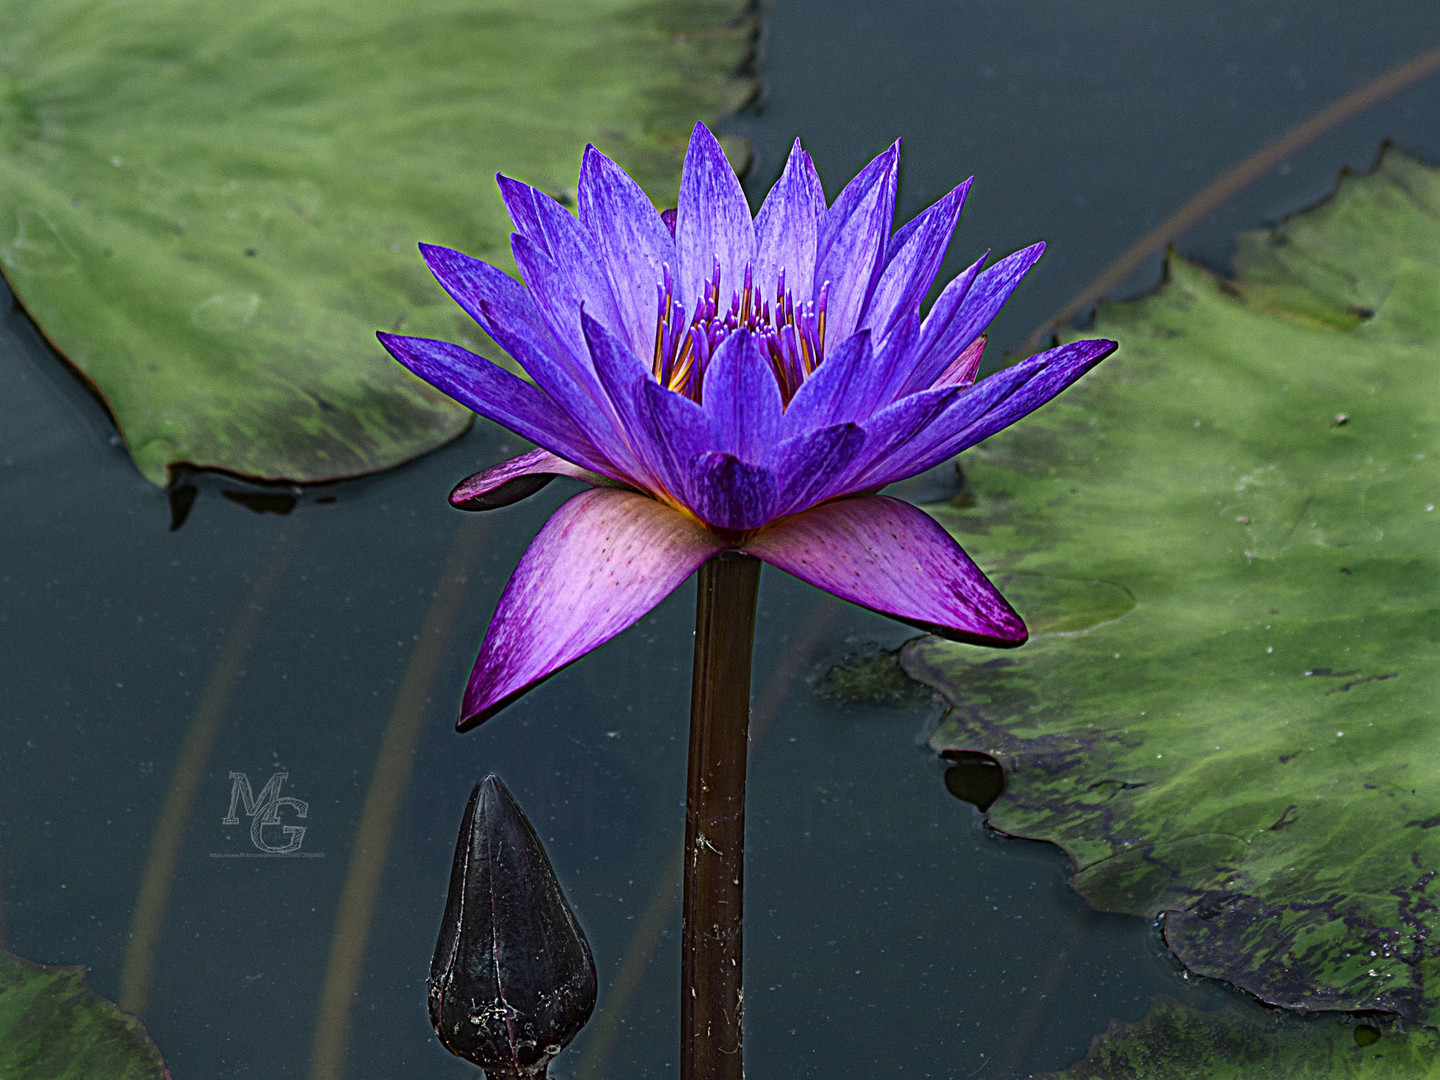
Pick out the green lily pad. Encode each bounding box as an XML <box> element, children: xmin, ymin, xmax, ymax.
<box><xmin>0</xmin><ymin>949</ymin><xmax>169</xmax><ymax>1078</ymax></box>
<box><xmin>905</xmin><ymin>147</ymin><xmax>1440</xmax><ymax>1021</ymax></box>
<box><xmin>1038</xmin><ymin>997</ymin><xmax>1440</xmax><ymax>1079</ymax></box>
<box><xmin>0</xmin><ymin>0</ymin><xmax>756</xmax><ymax>484</ymax></box>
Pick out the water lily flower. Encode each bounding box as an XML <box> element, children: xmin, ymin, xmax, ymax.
<box><xmin>379</xmin><ymin>123</ymin><xmax>1115</xmax><ymax>730</ymax></box>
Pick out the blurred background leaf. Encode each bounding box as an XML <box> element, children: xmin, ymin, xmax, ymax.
<box><xmin>0</xmin><ymin>0</ymin><xmax>756</xmax><ymax>484</ymax></box>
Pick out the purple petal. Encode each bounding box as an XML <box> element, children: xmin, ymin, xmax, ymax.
<box><xmin>496</xmin><ymin>174</ymin><xmax>547</xmax><ymax>244</ymax></box>
<box><xmin>863</xmin><ymin>338</ymin><xmax>1117</xmax><ymax>488</ymax></box>
<box><xmin>743</xmin><ymin>494</ymin><xmax>1026</xmax><ymax>645</ymax></box>
<box><xmin>862</xmin><ymin>179</ymin><xmax>971</xmax><ymax>338</ymax></box>
<box><xmin>882</xmin><ymin>201</ymin><xmax>926</xmax><ymax>266</ymax></box>
<box><xmin>578</xmin><ymin>310</ymin><xmax>720</xmax><ymax>503</ymax></box>
<box><xmin>419</xmin><ymin>243</ymin><xmax>613</xmax><ymax>427</ymax></box>
<box><xmin>420</xmin><ymin>243</ymin><xmax>646</xmax><ymax>478</ymax></box>
<box><xmin>685</xmin><ymin>451</ymin><xmax>778</xmax><ymax>532</ymax></box>
<box><xmin>461</xmin><ymin>489</ymin><xmax>726</xmax><ymax>728</ymax></box>
<box><xmin>815</xmin><ymin>141</ymin><xmax>899</xmax><ymax>343</ymax></box>
<box><xmin>421</xmin><ymin>242</ymin><xmax>553</xmax><ymax>348</ymax></box>
<box><xmin>945</xmin><ymin>241</ymin><xmax>1045</xmax><ymax>345</ymax></box>
<box><xmin>701</xmin><ymin>329</ymin><xmax>782</xmax><ymax>463</ymax></box>
<box><xmin>377</xmin><ymin>333</ymin><xmax>610</xmax><ymax>475</ymax></box>
<box><xmin>763</xmin><ymin>422</ymin><xmax>868</xmax><ymax>518</ymax></box>
<box><xmin>940</xmin><ymin>338</ymin><xmax>1117</xmax><ymax>453</ymax></box>
<box><xmin>825</xmin><ymin>384</ymin><xmax>960</xmax><ymax>496</ymax></box>
<box><xmin>675</xmin><ymin>123</ymin><xmax>756</xmax><ymax>311</ymax></box>
<box><xmin>818</xmin><ymin>141</ymin><xmax>900</xmax><ymax>260</ymax></box>
<box><xmin>781</xmin><ymin>331</ymin><xmax>876</xmax><ymax>437</ymax></box>
<box><xmin>908</xmin><ymin>243</ymin><xmax>1044</xmax><ymax>393</ymax></box>
<box><xmin>639</xmin><ymin>376</ymin><xmax>718</xmax><ymax>505</ymax></box>
<box><xmin>855</xmin><ymin>307</ymin><xmax>923</xmax><ymax>416</ymax></box>
<box><xmin>578</xmin><ymin>145</ymin><xmax>677</xmax><ymax>360</ymax></box>
<box><xmin>449</xmin><ymin>448</ymin><xmax>604</xmax><ymax>511</ymax></box>
<box><xmin>499</xmin><ymin>175</ymin><xmax>626</xmax><ymax>336</ymax></box>
<box><xmin>753</xmin><ymin>139</ymin><xmax>826</xmax><ymax>305</ymax></box>
<box><xmin>511</xmin><ymin>233</ymin><xmax>592</xmax><ymax>367</ymax></box>
<box><xmin>895</xmin><ymin>252</ymin><xmax>986</xmax><ymax>396</ymax></box>
<box><xmin>580</xmin><ymin>312</ymin><xmax>670</xmax><ymax>493</ymax></box>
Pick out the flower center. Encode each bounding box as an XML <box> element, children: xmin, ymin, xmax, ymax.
<box><xmin>651</xmin><ymin>258</ymin><xmax>829</xmax><ymax>406</ymax></box>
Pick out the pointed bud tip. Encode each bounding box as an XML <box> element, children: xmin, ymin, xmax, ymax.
<box><xmin>429</xmin><ymin>776</ymin><xmax>597</xmax><ymax>1071</ymax></box>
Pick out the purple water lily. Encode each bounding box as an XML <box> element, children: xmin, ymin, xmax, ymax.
<box><xmin>380</xmin><ymin>123</ymin><xmax>1115</xmax><ymax>729</ymax></box>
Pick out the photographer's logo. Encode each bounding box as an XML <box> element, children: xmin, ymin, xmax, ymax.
<box><xmin>212</xmin><ymin>771</ymin><xmax>324</xmax><ymax>859</ymax></box>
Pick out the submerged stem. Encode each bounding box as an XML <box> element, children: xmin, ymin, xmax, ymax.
<box><xmin>682</xmin><ymin>551</ymin><xmax>761</xmax><ymax>1080</ymax></box>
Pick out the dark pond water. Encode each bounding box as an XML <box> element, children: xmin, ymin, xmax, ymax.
<box><xmin>2</xmin><ymin>2</ymin><xmax>1439</xmax><ymax>1077</ymax></box>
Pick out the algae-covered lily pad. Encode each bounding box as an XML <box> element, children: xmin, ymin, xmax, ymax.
<box><xmin>0</xmin><ymin>0</ymin><xmax>755</xmax><ymax>484</ymax></box>
<box><xmin>0</xmin><ymin>949</ymin><xmax>169</xmax><ymax>1078</ymax></box>
<box><xmin>1039</xmin><ymin>997</ymin><xmax>1440</xmax><ymax>1080</ymax></box>
<box><xmin>906</xmin><ymin>147</ymin><xmax>1440</xmax><ymax>1021</ymax></box>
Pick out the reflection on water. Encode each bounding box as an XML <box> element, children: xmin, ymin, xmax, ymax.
<box><xmin>2</xmin><ymin>1</ymin><xmax>1438</xmax><ymax>1077</ymax></box>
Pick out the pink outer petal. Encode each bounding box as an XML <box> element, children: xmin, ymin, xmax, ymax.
<box><xmin>449</xmin><ymin>448</ymin><xmax>607</xmax><ymax>511</ymax></box>
<box><xmin>742</xmin><ymin>495</ymin><xmax>1026</xmax><ymax>646</ymax></box>
<box><xmin>461</xmin><ymin>489</ymin><xmax>727</xmax><ymax>729</ymax></box>
<box><xmin>933</xmin><ymin>334</ymin><xmax>986</xmax><ymax>389</ymax></box>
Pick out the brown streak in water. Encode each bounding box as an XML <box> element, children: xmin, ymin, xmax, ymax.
<box><xmin>986</xmin><ymin>906</ymin><xmax>1090</xmax><ymax>1080</ymax></box>
<box><xmin>118</xmin><ymin>524</ymin><xmax>304</xmax><ymax>1016</ymax></box>
<box><xmin>306</xmin><ymin>519</ymin><xmax>486</xmax><ymax>1080</ymax></box>
<box><xmin>1025</xmin><ymin>40</ymin><xmax>1440</xmax><ymax>354</ymax></box>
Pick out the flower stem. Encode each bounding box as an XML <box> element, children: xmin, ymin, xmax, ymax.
<box><xmin>682</xmin><ymin>551</ymin><xmax>761</xmax><ymax>1080</ymax></box>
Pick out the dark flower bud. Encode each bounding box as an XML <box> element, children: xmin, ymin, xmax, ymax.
<box><xmin>429</xmin><ymin>775</ymin><xmax>597</xmax><ymax>1078</ymax></box>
